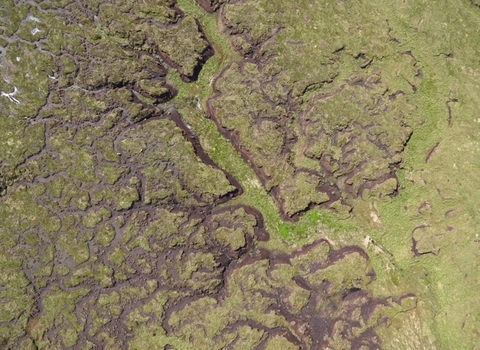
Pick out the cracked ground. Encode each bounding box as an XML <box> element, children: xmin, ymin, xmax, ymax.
<box><xmin>1</xmin><ymin>0</ymin><xmax>480</xmax><ymax>349</ymax></box>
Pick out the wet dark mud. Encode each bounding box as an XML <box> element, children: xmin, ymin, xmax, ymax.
<box><xmin>152</xmin><ymin>17</ymin><xmax>216</xmax><ymax>82</ymax></box>
<box><xmin>425</xmin><ymin>141</ymin><xmax>441</xmax><ymax>163</ymax></box>
<box><xmin>0</xmin><ymin>0</ymin><xmax>420</xmax><ymax>348</ymax></box>
<box><xmin>411</xmin><ymin>225</ymin><xmax>441</xmax><ymax>257</ymax></box>
<box><xmin>207</xmin><ymin>65</ymin><xmax>412</xmax><ymax>220</ymax></box>
<box><xmin>166</xmin><ymin>237</ymin><xmax>415</xmax><ymax>349</ymax></box>
<box><xmin>204</xmin><ymin>5</ymin><xmax>418</xmax><ymax>220</ymax></box>
<box><xmin>195</xmin><ymin>0</ymin><xmax>227</xmax><ymax>13</ymax></box>
<box><xmin>446</xmin><ymin>98</ymin><xmax>458</xmax><ymax>127</ymax></box>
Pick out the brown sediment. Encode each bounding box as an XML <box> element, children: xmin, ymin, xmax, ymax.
<box><xmin>411</xmin><ymin>224</ymin><xmax>438</xmax><ymax>257</ymax></box>
<box><xmin>425</xmin><ymin>141</ymin><xmax>440</xmax><ymax>163</ymax></box>
<box><xmin>194</xmin><ymin>0</ymin><xmax>225</xmax><ymax>13</ymax></box>
<box><xmin>358</xmin><ymin>171</ymin><xmax>399</xmax><ymax>198</ymax></box>
<box><xmin>446</xmin><ymin>98</ymin><xmax>458</xmax><ymax>127</ymax></box>
<box><xmin>417</xmin><ymin>201</ymin><xmax>431</xmax><ymax>215</ymax></box>
<box><xmin>168</xmin><ymin>110</ymin><xmax>244</xmax><ymax>200</ymax></box>
<box><xmin>444</xmin><ymin>209</ymin><xmax>457</xmax><ymax>217</ymax></box>
<box><xmin>152</xmin><ymin>18</ymin><xmax>215</xmax><ymax>82</ymax></box>
<box><xmin>207</xmin><ymin>57</ymin><xmax>411</xmax><ymax>220</ymax></box>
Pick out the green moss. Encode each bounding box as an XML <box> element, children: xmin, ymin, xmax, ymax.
<box><xmin>56</xmin><ymin>265</ymin><xmax>70</xmax><ymax>276</ymax></box>
<box><xmin>137</xmin><ymin>79</ymin><xmax>169</xmax><ymax>98</ymax></box>
<box><xmin>119</xmin><ymin>118</ymin><xmax>234</xmax><ymax>206</ymax></box>
<box><xmin>96</xmin><ymin>223</ymin><xmax>116</xmax><ymax>247</ymax></box>
<box><xmin>214</xmin><ymin>227</ymin><xmax>245</xmax><ymax>251</ymax></box>
<box><xmin>57</xmin><ymin>229</ymin><xmax>90</xmax><ymax>267</ymax></box>
<box><xmin>2</xmin><ymin>0</ymin><xmax>480</xmax><ymax>348</ymax></box>
<box><xmin>75</xmin><ymin>191</ymin><xmax>91</xmax><ymax>211</ymax></box>
<box><xmin>140</xmin><ymin>16</ymin><xmax>210</xmax><ymax>79</ymax></box>
<box><xmin>279</xmin><ymin>172</ymin><xmax>330</xmax><ymax>217</ymax></box>
<box><xmin>108</xmin><ymin>247</ymin><xmax>127</xmax><ymax>269</ymax></box>
<box><xmin>115</xmin><ymin>186</ymin><xmax>139</xmax><ymax>210</ymax></box>
<box><xmin>61</xmin><ymin>327</ymin><xmax>79</xmax><ymax>347</ymax></box>
<box><xmin>94</xmin><ymin>264</ymin><xmax>114</xmax><ymax>288</ymax></box>
<box><xmin>39</xmin><ymin>287</ymin><xmax>89</xmax><ymax>339</ymax></box>
<box><xmin>97</xmin><ymin>291</ymin><xmax>120</xmax><ymax>308</ymax></box>
<box><xmin>312</xmin><ymin>253</ymin><xmax>370</xmax><ymax>292</ymax></box>
<box><xmin>47</xmin><ymin>176</ymin><xmax>65</xmax><ymax>198</ymax></box>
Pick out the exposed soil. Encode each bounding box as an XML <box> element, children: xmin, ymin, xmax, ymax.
<box><xmin>207</xmin><ymin>66</ymin><xmax>412</xmax><ymax>220</ymax></box>
<box><xmin>446</xmin><ymin>98</ymin><xmax>458</xmax><ymax>127</ymax></box>
<box><xmin>163</xmin><ymin>235</ymin><xmax>408</xmax><ymax>349</ymax></box>
<box><xmin>0</xmin><ymin>1</ymin><xmax>418</xmax><ymax>349</ymax></box>
<box><xmin>202</xmin><ymin>6</ymin><xmax>417</xmax><ymax>220</ymax></box>
<box><xmin>411</xmin><ymin>224</ymin><xmax>438</xmax><ymax>257</ymax></box>
<box><xmin>152</xmin><ymin>17</ymin><xmax>215</xmax><ymax>82</ymax></box>
<box><xmin>194</xmin><ymin>0</ymin><xmax>227</xmax><ymax>13</ymax></box>
<box><xmin>425</xmin><ymin>141</ymin><xmax>441</xmax><ymax>163</ymax></box>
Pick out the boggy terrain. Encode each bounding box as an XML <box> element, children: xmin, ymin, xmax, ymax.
<box><xmin>2</xmin><ymin>0</ymin><xmax>480</xmax><ymax>349</ymax></box>
<box><xmin>209</xmin><ymin>0</ymin><xmax>419</xmax><ymax>219</ymax></box>
<box><xmin>0</xmin><ymin>0</ymin><xmax>414</xmax><ymax>348</ymax></box>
